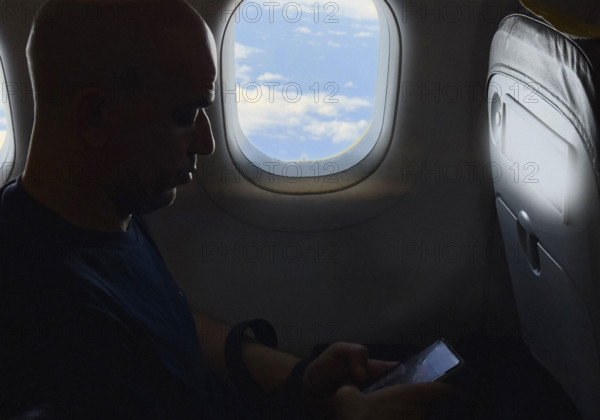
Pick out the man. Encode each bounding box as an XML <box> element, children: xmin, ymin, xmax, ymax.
<box><xmin>0</xmin><ymin>0</ymin><xmax>448</xmax><ymax>418</ymax></box>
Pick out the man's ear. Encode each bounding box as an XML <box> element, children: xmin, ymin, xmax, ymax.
<box><xmin>76</xmin><ymin>87</ymin><xmax>112</xmax><ymax>148</ymax></box>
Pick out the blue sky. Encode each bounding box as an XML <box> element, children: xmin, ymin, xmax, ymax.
<box><xmin>234</xmin><ymin>0</ymin><xmax>380</xmax><ymax>161</ymax></box>
<box><xmin>0</xmin><ymin>106</ymin><xmax>6</xmax><ymax>130</ymax></box>
<box><xmin>0</xmin><ymin>105</ymin><xmax>6</xmax><ymax>151</ymax></box>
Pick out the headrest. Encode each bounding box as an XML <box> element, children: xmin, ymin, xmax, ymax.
<box><xmin>489</xmin><ymin>13</ymin><xmax>600</xmax><ymax>186</ymax></box>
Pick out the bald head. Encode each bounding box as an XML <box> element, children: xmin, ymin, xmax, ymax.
<box><xmin>23</xmin><ymin>0</ymin><xmax>218</xmax><ymax>230</ymax></box>
<box><xmin>27</xmin><ymin>0</ymin><xmax>215</xmax><ymax>113</ymax></box>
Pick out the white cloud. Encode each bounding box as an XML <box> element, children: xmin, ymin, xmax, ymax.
<box><xmin>303</xmin><ymin>120</ymin><xmax>369</xmax><ymax>143</ymax></box>
<box><xmin>235</xmin><ymin>42</ymin><xmax>264</xmax><ymax>60</ymax></box>
<box><xmin>353</xmin><ymin>31</ymin><xmax>374</xmax><ymax>38</ymax></box>
<box><xmin>236</xmin><ymin>64</ymin><xmax>253</xmax><ymax>83</ymax></box>
<box><xmin>344</xmin><ymin>81</ymin><xmax>355</xmax><ymax>88</ymax></box>
<box><xmin>236</xmin><ymin>84</ymin><xmax>372</xmax><ymax>146</ymax></box>
<box><xmin>328</xmin><ymin>30</ymin><xmax>347</xmax><ymax>35</ymax></box>
<box><xmin>327</xmin><ymin>40</ymin><xmax>341</xmax><ymax>48</ymax></box>
<box><xmin>257</xmin><ymin>72</ymin><xmax>285</xmax><ymax>81</ymax></box>
<box><xmin>351</xmin><ymin>23</ymin><xmax>380</xmax><ymax>31</ymax></box>
<box><xmin>295</xmin><ymin>26</ymin><xmax>312</xmax><ymax>34</ymax></box>
<box><xmin>315</xmin><ymin>96</ymin><xmax>371</xmax><ymax>117</ymax></box>
<box><xmin>0</xmin><ymin>117</ymin><xmax>6</xmax><ymax>126</ymax></box>
<box><xmin>315</xmin><ymin>104</ymin><xmax>339</xmax><ymax>117</ymax></box>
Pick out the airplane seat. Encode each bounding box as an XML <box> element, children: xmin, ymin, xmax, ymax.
<box><xmin>487</xmin><ymin>12</ymin><xmax>600</xmax><ymax>419</ymax></box>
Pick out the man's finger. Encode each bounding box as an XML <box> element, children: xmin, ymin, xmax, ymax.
<box><xmin>328</xmin><ymin>342</ymin><xmax>369</xmax><ymax>381</ymax></box>
<box><xmin>365</xmin><ymin>359</ymin><xmax>398</xmax><ymax>379</ymax></box>
<box><xmin>335</xmin><ymin>385</ymin><xmax>431</xmax><ymax>420</ymax></box>
<box><xmin>369</xmin><ymin>382</ymin><xmax>454</xmax><ymax>404</ymax></box>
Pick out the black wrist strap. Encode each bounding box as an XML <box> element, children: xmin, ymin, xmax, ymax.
<box><xmin>284</xmin><ymin>343</ymin><xmax>331</xmax><ymax>402</ymax></box>
<box><xmin>284</xmin><ymin>357</ymin><xmax>313</xmax><ymax>401</ymax></box>
<box><xmin>224</xmin><ymin>319</ymin><xmax>278</xmax><ymax>399</ymax></box>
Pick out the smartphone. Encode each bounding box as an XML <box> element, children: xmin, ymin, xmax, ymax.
<box><xmin>361</xmin><ymin>339</ymin><xmax>463</xmax><ymax>393</ymax></box>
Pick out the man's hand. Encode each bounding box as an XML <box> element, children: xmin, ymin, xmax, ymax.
<box><xmin>334</xmin><ymin>382</ymin><xmax>451</xmax><ymax>420</ymax></box>
<box><xmin>301</xmin><ymin>342</ymin><xmax>452</xmax><ymax>418</ymax></box>
<box><xmin>303</xmin><ymin>342</ymin><xmax>394</xmax><ymax>397</ymax></box>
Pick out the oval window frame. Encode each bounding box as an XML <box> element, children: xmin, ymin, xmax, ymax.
<box><xmin>0</xmin><ymin>56</ymin><xmax>15</xmax><ymax>185</ymax></box>
<box><xmin>220</xmin><ymin>0</ymin><xmax>401</xmax><ymax>194</ymax></box>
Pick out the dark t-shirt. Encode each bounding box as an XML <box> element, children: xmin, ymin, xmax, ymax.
<box><xmin>0</xmin><ymin>176</ymin><xmax>252</xmax><ymax>419</ymax></box>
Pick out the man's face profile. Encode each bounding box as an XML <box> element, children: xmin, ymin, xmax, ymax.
<box><xmin>103</xmin><ymin>3</ymin><xmax>218</xmax><ymax>215</ymax></box>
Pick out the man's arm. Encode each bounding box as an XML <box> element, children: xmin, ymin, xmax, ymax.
<box><xmin>193</xmin><ymin>314</ymin><xmax>452</xmax><ymax>419</ymax></box>
<box><xmin>193</xmin><ymin>314</ymin><xmax>300</xmax><ymax>392</ymax></box>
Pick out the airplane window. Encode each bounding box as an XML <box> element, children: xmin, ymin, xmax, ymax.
<box><xmin>222</xmin><ymin>0</ymin><xmax>398</xmax><ymax>188</ymax></box>
<box><xmin>0</xmin><ymin>102</ymin><xmax>6</xmax><ymax>153</ymax></box>
<box><xmin>0</xmin><ymin>57</ymin><xmax>14</xmax><ymax>184</ymax></box>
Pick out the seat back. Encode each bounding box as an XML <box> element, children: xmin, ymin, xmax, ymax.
<box><xmin>487</xmin><ymin>13</ymin><xmax>600</xmax><ymax>419</ymax></box>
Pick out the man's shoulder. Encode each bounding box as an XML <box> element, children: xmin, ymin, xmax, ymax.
<box><xmin>0</xmin><ymin>205</ymin><xmax>73</xmax><ymax>287</ymax></box>
<box><xmin>0</xmin><ymin>176</ymin><xmax>60</xmax><ymax>250</ymax></box>
<box><xmin>0</xmin><ymin>180</ymin><xmax>125</xmax><ymax>318</ymax></box>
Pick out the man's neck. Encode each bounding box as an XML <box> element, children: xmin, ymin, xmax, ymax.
<box><xmin>22</xmin><ymin>165</ymin><xmax>132</xmax><ymax>232</ymax></box>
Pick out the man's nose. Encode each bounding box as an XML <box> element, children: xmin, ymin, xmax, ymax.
<box><xmin>190</xmin><ymin>109</ymin><xmax>215</xmax><ymax>156</ymax></box>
